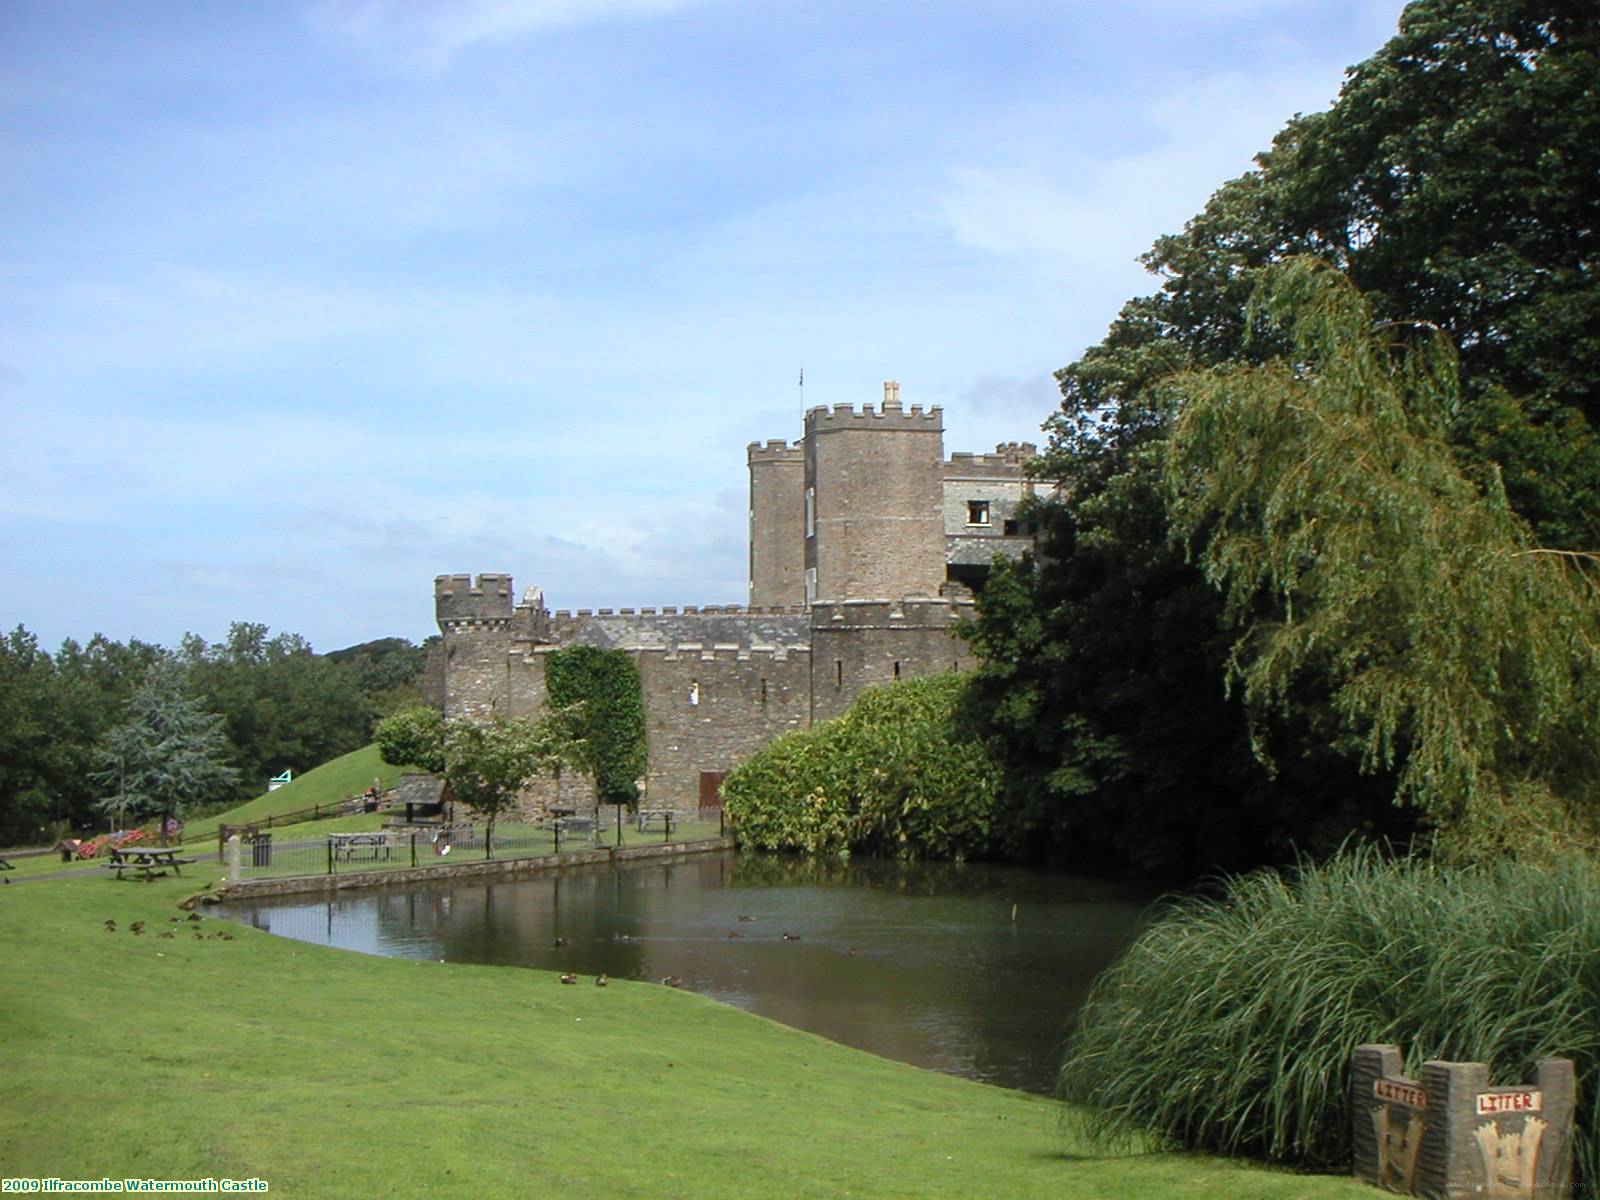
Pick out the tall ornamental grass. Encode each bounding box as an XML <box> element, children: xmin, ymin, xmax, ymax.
<box><xmin>1059</xmin><ymin>849</ymin><xmax>1600</xmax><ymax>1196</ymax></box>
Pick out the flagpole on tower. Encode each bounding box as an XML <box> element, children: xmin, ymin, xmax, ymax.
<box><xmin>799</xmin><ymin>366</ymin><xmax>804</xmax><ymax>408</ymax></box>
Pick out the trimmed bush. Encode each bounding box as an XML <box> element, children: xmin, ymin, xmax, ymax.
<box><xmin>722</xmin><ymin>672</ymin><xmax>1001</xmax><ymax>860</ymax></box>
<box><xmin>1058</xmin><ymin>848</ymin><xmax>1600</xmax><ymax>1195</ymax></box>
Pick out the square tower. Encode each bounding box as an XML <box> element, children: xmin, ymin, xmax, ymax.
<box><xmin>803</xmin><ymin>383</ymin><xmax>946</xmax><ymax>603</ymax></box>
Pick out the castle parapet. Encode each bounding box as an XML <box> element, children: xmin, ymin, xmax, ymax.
<box><xmin>809</xmin><ymin>598</ymin><xmax>972</xmax><ymax>628</ymax></box>
<box><xmin>747</xmin><ymin>439</ymin><xmax>803</xmax><ymax>463</ymax></box>
<box><xmin>804</xmin><ymin>402</ymin><xmax>942</xmax><ymax>432</ymax></box>
<box><xmin>435</xmin><ymin>573</ymin><xmax>514</xmax><ymax>625</ymax></box>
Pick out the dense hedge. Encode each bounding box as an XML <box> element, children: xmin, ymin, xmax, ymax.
<box><xmin>543</xmin><ymin>645</ymin><xmax>647</xmax><ymax>805</ymax></box>
<box><xmin>1059</xmin><ymin>849</ymin><xmax>1600</xmax><ymax>1195</ymax></box>
<box><xmin>721</xmin><ymin>672</ymin><xmax>1001</xmax><ymax>860</ymax></box>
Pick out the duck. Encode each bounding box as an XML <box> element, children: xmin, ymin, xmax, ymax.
<box><xmin>553</xmin><ymin>937</ymin><xmax>568</xmax><ymax>948</ymax></box>
<box><xmin>559</xmin><ymin>973</ymin><xmax>578</xmax><ymax>985</ymax></box>
<box><xmin>782</xmin><ymin>933</ymin><xmax>802</xmax><ymax>941</ymax></box>
<box><xmin>594</xmin><ymin>974</ymin><xmax>608</xmax><ymax>988</ymax></box>
<box><xmin>103</xmin><ymin>920</ymin><xmax>117</xmax><ymax>933</ymax></box>
<box><xmin>660</xmin><ymin>976</ymin><xmax>684</xmax><ymax>988</ymax></box>
<box><xmin>157</xmin><ymin>931</ymin><xmax>174</xmax><ymax>940</ymax></box>
<box><xmin>726</xmin><ymin>931</ymin><xmax>741</xmax><ymax>939</ymax></box>
<box><xmin>737</xmin><ymin>915</ymin><xmax>756</xmax><ymax>923</ymax></box>
<box><xmin>130</xmin><ymin>921</ymin><xmax>145</xmax><ymax>935</ymax></box>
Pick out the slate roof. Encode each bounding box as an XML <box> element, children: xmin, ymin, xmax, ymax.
<box><xmin>393</xmin><ymin>773</ymin><xmax>447</xmax><ymax>808</ymax></box>
<box><xmin>569</xmin><ymin>612</ymin><xmax>812</xmax><ymax>653</ymax></box>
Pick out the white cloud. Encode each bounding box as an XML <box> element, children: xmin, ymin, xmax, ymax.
<box><xmin>312</xmin><ymin>0</ymin><xmax>704</xmax><ymax>70</ymax></box>
<box><xmin>931</xmin><ymin>58</ymin><xmax>1351</xmax><ymax>276</ymax></box>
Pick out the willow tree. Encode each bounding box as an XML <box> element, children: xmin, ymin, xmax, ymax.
<box><xmin>1165</xmin><ymin>259</ymin><xmax>1600</xmax><ymax>861</ymax></box>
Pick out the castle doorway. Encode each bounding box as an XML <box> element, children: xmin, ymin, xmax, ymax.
<box><xmin>698</xmin><ymin>771</ymin><xmax>727</xmax><ymax>816</ymax></box>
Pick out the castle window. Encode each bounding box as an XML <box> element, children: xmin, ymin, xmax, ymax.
<box><xmin>805</xmin><ymin>487</ymin><xmax>816</xmax><ymax>537</ymax></box>
<box><xmin>689</xmin><ymin>680</ymin><xmax>700</xmax><ymax>707</ymax></box>
<box><xmin>967</xmin><ymin>500</ymin><xmax>991</xmax><ymax>526</ymax></box>
<box><xmin>759</xmin><ymin>678</ymin><xmax>768</xmax><ymax>704</ymax></box>
<box><xmin>804</xmin><ymin>568</ymin><xmax>817</xmax><ymax>606</ymax></box>
<box><xmin>1003</xmin><ymin>519</ymin><xmax>1018</xmax><ymax>536</ymax></box>
<box><xmin>835</xmin><ymin>660</ymin><xmax>843</xmax><ymax>689</ymax></box>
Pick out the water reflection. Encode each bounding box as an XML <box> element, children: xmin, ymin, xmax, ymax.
<box><xmin>225</xmin><ymin>852</ymin><xmax>1152</xmax><ymax>1095</ymax></box>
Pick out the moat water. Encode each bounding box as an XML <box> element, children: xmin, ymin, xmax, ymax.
<box><xmin>218</xmin><ymin>851</ymin><xmax>1153</xmax><ymax>1095</ymax></box>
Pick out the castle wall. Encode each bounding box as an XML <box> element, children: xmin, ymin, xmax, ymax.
<box><xmin>637</xmin><ymin>645</ymin><xmax>812</xmax><ymax>810</ymax></box>
<box><xmin>435</xmin><ymin>395</ymin><xmax>1037</xmax><ymax>819</ymax></box>
<box><xmin>808</xmin><ymin>599</ymin><xmax>975</xmax><ymax>723</ymax></box>
<box><xmin>748</xmin><ymin>440</ymin><xmax>806</xmax><ymax>608</ymax></box>
<box><xmin>804</xmin><ymin>388</ymin><xmax>946</xmax><ymax>603</ymax></box>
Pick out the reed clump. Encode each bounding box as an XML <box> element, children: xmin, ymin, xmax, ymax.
<box><xmin>1059</xmin><ymin>848</ymin><xmax>1600</xmax><ymax>1195</ymax></box>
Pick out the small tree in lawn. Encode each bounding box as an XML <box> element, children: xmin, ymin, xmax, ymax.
<box><xmin>95</xmin><ymin>665</ymin><xmax>239</xmax><ymax>843</ymax></box>
<box><xmin>374</xmin><ymin>705</ymin><xmax>447</xmax><ymax>775</ymax></box>
<box><xmin>444</xmin><ymin>714</ymin><xmax>581</xmax><ymax>856</ymax></box>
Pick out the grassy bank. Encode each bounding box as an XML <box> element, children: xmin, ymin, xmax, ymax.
<box><xmin>181</xmin><ymin>744</ymin><xmax>402</xmax><ymax>844</ymax></box>
<box><xmin>0</xmin><ymin>873</ymin><xmax>1367</xmax><ymax>1199</ymax></box>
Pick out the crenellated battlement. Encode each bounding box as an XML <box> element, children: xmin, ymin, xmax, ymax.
<box><xmin>945</xmin><ymin>441</ymin><xmax>1038</xmax><ymax>470</ymax></box>
<box><xmin>435</xmin><ymin>573</ymin><xmax>514</xmax><ymax>623</ymax></box>
<box><xmin>747</xmin><ymin>439</ymin><xmax>803</xmax><ymax>463</ymax></box>
<box><xmin>810</xmin><ymin>597</ymin><xmax>973</xmax><ymax>628</ymax></box>
<box><xmin>546</xmin><ymin>604</ymin><xmax>808</xmax><ymax>621</ymax></box>
<box><xmin>657</xmin><ymin>643</ymin><xmax>800</xmax><ymax>664</ymax></box>
<box><xmin>805</xmin><ymin>402</ymin><xmax>943</xmax><ymax>432</ymax></box>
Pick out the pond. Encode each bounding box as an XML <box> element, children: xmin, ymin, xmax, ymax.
<box><xmin>218</xmin><ymin>851</ymin><xmax>1154</xmax><ymax>1095</ymax></box>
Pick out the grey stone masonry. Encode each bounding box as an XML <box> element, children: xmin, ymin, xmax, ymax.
<box><xmin>1352</xmin><ymin>1044</ymin><xmax>1575</xmax><ymax>1199</ymax></box>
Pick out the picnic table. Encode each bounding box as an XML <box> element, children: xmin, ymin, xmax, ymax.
<box><xmin>329</xmin><ymin>833</ymin><xmax>395</xmax><ymax>863</ymax></box>
<box><xmin>635</xmin><ymin>808</ymin><xmax>677</xmax><ymax>835</ymax></box>
<box><xmin>105</xmin><ymin>847</ymin><xmax>195</xmax><ymax>881</ymax></box>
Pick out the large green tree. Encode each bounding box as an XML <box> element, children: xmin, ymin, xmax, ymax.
<box><xmin>971</xmin><ymin>0</ymin><xmax>1597</xmax><ymax>873</ymax></box>
<box><xmin>182</xmin><ymin>623</ymin><xmax>372</xmax><ymax>797</ymax></box>
<box><xmin>95</xmin><ymin>665</ymin><xmax>240</xmax><ymax>839</ymax></box>
<box><xmin>1167</xmin><ymin>260</ymin><xmax>1600</xmax><ymax>860</ymax></box>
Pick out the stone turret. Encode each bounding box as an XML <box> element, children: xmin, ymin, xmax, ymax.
<box><xmin>803</xmin><ymin>382</ymin><xmax>946</xmax><ymax>604</ymax></box>
<box><xmin>747</xmin><ymin>439</ymin><xmax>806</xmax><ymax>608</ymax></box>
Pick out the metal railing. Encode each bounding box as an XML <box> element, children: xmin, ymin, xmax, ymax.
<box><xmin>226</xmin><ymin>817</ymin><xmax>728</xmax><ymax>881</ymax></box>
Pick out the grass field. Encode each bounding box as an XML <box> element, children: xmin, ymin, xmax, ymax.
<box><xmin>0</xmin><ymin>871</ymin><xmax>1370</xmax><ymax>1199</ymax></box>
<box><xmin>179</xmin><ymin>744</ymin><xmax>404</xmax><ymax>844</ymax></box>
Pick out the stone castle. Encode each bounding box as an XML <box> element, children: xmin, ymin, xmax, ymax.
<box><xmin>433</xmin><ymin>382</ymin><xmax>1039</xmax><ymax>814</ymax></box>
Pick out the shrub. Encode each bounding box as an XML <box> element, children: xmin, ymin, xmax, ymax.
<box><xmin>1058</xmin><ymin>848</ymin><xmax>1600</xmax><ymax>1195</ymax></box>
<box><xmin>722</xmin><ymin>672</ymin><xmax>1001</xmax><ymax>860</ymax></box>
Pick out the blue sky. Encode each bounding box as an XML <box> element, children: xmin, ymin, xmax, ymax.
<box><xmin>2</xmin><ymin>0</ymin><xmax>1405</xmax><ymax>653</ymax></box>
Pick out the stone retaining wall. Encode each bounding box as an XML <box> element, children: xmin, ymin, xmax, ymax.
<box><xmin>220</xmin><ymin>836</ymin><xmax>736</xmax><ymax>900</ymax></box>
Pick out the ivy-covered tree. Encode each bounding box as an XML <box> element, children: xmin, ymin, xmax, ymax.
<box><xmin>544</xmin><ymin>646</ymin><xmax>647</xmax><ymax>806</ymax></box>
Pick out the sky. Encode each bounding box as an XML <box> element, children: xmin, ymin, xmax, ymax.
<box><xmin>2</xmin><ymin>0</ymin><xmax>1408</xmax><ymax>653</ymax></box>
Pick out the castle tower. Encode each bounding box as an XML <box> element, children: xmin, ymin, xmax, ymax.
<box><xmin>804</xmin><ymin>382</ymin><xmax>946</xmax><ymax>603</ymax></box>
<box><xmin>433</xmin><ymin>573</ymin><xmax>516</xmax><ymax>720</ymax></box>
<box><xmin>747</xmin><ymin>439</ymin><xmax>806</xmax><ymax>607</ymax></box>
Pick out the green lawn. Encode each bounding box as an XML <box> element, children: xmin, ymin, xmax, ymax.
<box><xmin>180</xmin><ymin>744</ymin><xmax>403</xmax><ymax>844</ymax></box>
<box><xmin>0</xmin><ymin>873</ymin><xmax>1369</xmax><ymax>1199</ymax></box>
